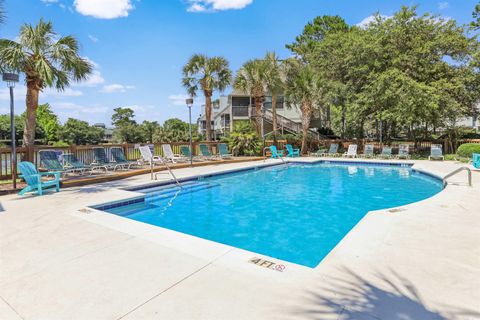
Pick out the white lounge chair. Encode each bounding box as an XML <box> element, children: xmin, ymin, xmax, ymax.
<box><xmin>361</xmin><ymin>144</ymin><xmax>374</xmax><ymax>158</ymax></box>
<box><xmin>397</xmin><ymin>144</ymin><xmax>410</xmax><ymax>159</ymax></box>
<box><xmin>429</xmin><ymin>144</ymin><xmax>444</xmax><ymax>161</ymax></box>
<box><xmin>343</xmin><ymin>144</ymin><xmax>357</xmax><ymax>158</ymax></box>
<box><xmin>162</xmin><ymin>144</ymin><xmax>188</xmax><ymax>163</ymax></box>
<box><xmin>139</xmin><ymin>146</ymin><xmax>163</xmax><ymax>165</ymax></box>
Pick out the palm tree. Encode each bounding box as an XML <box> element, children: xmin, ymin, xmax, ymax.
<box><xmin>0</xmin><ymin>19</ymin><xmax>92</xmax><ymax>160</ymax></box>
<box><xmin>234</xmin><ymin>59</ymin><xmax>269</xmax><ymax>135</ymax></box>
<box><xmin>182</xmin><ymin>54</ymin><xmax>232</xmax><ymax>141</ymax></box>
<box><xmin>284</xmin><ymin>60</ymin><xmax>324</xmax><ymax>154</ymax></box>
<box><xmin>264</xmin><ymin>52</ymin><xmax>284</xmax><ymax>139</ymax></box>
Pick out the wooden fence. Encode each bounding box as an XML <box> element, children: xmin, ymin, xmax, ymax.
<box><xmin>0</xmin><ymin>141</ymin><xmax>223</xmax><ymax>180</ymax></box>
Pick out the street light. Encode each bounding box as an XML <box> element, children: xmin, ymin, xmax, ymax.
<box><xmin>186</xmin><ymin>98</ymin><xmax>194</xmax><ymax>166</ymax></box>
<box><xmin>3</xmin><ymin>72</ymin><xmax>20</xmax><ymax>189</ymax></box>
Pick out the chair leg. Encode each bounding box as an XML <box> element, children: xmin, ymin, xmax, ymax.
<box><xmin>38</xmin><ymin>185</ymin><xmax>43</xmax><ymax>196</ymax></box>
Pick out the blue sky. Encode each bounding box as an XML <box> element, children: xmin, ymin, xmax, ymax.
<box><xmin>1</xmin><ymin>0</ymin><xmax>478</xmax><ymax>126</ymax></box>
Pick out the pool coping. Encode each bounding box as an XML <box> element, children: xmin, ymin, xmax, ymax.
<box><xmin>82</xmin><ymin>158</ymin><xmax>445</xmax><ymax>272</ymax></box>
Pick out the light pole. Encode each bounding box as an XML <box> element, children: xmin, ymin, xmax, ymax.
<box><xmin>186</xmin><ymin>98</ymin><xmax>194</xmax><ymax>166</ymax></box>
<box><xmin>3</xmin><ymin>73</ymin><xmax>20</xmax><ymax>189</ymax></box>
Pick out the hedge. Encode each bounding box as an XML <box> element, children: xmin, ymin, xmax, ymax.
<box><xmin>456</xmin><ymin>143</ymin><xmax>480</xmax><ymax>158</ymax></box>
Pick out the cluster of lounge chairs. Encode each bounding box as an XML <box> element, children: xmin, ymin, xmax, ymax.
<box><xmin>311</xmin><ymin>143</ymin><xmax>444</xmax><ymax>160</ymax></box>
<box><xmin>269</xmin><ymin>144</ymin><xmax>300</xmax><ymax>158</ymax></box>
<box><xmin>17</xmin><ymin>143</ymin><xmax>235</xmax><ymax>196</ymax></box>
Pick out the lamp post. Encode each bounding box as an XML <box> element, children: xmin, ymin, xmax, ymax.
<box><xmin>186</xmin><ymin>98</ymin><xmax>194</xmax><ymax>166</ymax></box>
<box><xmin>3</xmin><ymin>73</ymin><xmax>20</xmax><ymax>189</ymax></box>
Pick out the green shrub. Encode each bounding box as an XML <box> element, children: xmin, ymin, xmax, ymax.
<box><xmin>51</xmin><ymin>140</ymin><xmax>70</xmax><ymax>147</ymax></box>
<box><xmin>456</xmin><ymin>143</ymin><xmax>480</xmax><ymax>158</ymax></box>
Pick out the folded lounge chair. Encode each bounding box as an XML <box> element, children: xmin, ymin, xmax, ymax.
<box><xmin>110</xmin><ymin>147</ymin><xmax>139</xmax><ymax>169</ymax></box>
<box><xmin>199</xmin><ymin>144</ymin><xmax>219</xmax><ymax>160</ymax></box>
<box><xmin>310</xmin><ymin>147</ymin><xmax>327</xmax><ymax>157</ymax></box>
<box><xmin>139</xmin><ymin>145</ymin><xmax>164</xmax><ymax>165</ymax></box>
<box><xmin>428</xmin><ymin>144</ymin><xmax>444</xmax><ymax>161</ymax></box>
<box><xmin>63</xmin><ymin>153</ymin><xmax>108</xmax><ymax>174</ymax></box>
<box><xmin>377</xmin><ymin>146</ymin><xmax>393</xmax><ymax>159</ymax></box>
<box><xmin>18</xmin><ymin>161</ymin><xmax>60</xmax><ymax>196</ymax></box>
<box><xmin>361</xmin><ymin>144</ymin><xmax>374</xmax><ymax>158</ymax></box>
<box><xmin>39</xmin><ymin>150</ymin><xmax>76</xmax><ymax>176</ymax></box>
<box><xmin>162</xmin><ymin>144</ymin><xmax>189</xmax><ymax>163</ymax></box>
<box><xmin>286</xmin><ymin>144</ymin><xmax>300</xmax><ymax>158</ymax></box>
<box><xmin>343</xmin><ymin>144</ymin><xmax>357</xmax><ymax>158</ymax></box>
<box><xmin>218</xmin><ymin>143</ymin><xmax>233</xmax><ymax>159</ymax></box>
<box><xmin>397</xmin><ymin>144</ymin><xmax>410</xmax><ymax>159</ymax></box>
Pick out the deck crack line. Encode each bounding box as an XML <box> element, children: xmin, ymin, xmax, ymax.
<box><xmin>117</xmin><ymin>248</ymin><xmax>235</xmax><ymax>320</ymax></box>
<box><xmin>0</xmin><ymin>295</ymin><xmax>25</xmax><ymax>320</ymax></box>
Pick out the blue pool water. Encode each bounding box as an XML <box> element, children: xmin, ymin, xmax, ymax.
<box><xmin>99</xmin><ymin>162</ymin><xmax>442</xmax><ymax>268</ymax></box>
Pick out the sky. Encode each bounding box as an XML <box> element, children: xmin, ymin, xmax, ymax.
<box><xmin>0</xmin><ymin>0</ymin><xmax>478</xmax><ymax>126</ymax></box>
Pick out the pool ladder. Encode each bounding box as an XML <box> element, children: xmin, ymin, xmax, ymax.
<box><xmin>263</xmin><ymin>147</ymin><xmax>287</xmax><ymax>167</ymax></box>
<box><xmin>149</xmin><ymin>157</ymin><xmax>181</xmax><ymax>187</ymax></box>
<box><xmin>443</xmin><ymin>166</ymin><xmax>472</xmax><ymax>187</ymax></box>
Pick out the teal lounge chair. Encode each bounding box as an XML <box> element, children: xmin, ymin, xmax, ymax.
<box><xmin>286</xmin><ymin>144</ymin><xmax>300</xmax><ymax>158</ymax></box>
<box><xmin>63</xmin><ymin>153</ymin><xmax>108</xmax><ymax>174</ymax></box>
<box><xmin>428</xmin><ymin>144</ymin><xmax>444</xmax><ymax>161</ymax></box>
<box><xmin>92</xmin><ymin>147</ymin><xmax>121</xmax><ymax>170</ymax></box>
<box><xmin>18</xmin><ymin>161</ymin><xmax>60</xmax><ymax>196</ymax></box>
<box><xmin>310</xmin><ymin>148</ymin><xmax>327</xmax><ymax>157</ymax></box>
<box><xmin>473</xmin><ymin>153</ymin><xmax>480</xmax><ymax>169</ymax></box>
<box><xmin>110</xmin><ymin>147</ymin><xmax>138</xmax><ymax>169</ymax></box>
<box><xmin>180</xmin><ymin>146</ymin><xmax>203</xmax><ymax>162</ymax></box>
<box><xmin>378</xmin><ymin>146</ymin><xmax>393</xmax><ymax>159</ymax></box>
<box><xmin>218</xmin><ymin>143</ymin><xmax>233</xmax><ymax>159</ymax></box>
<box><xmin>269</xmin><ymin>146</ymin><xmax>284</xmax><ymax>159</ymax></box>
<box><xmin>199</xmin><ymin>144</ymin><xmax>219</xmax><ymax>160</ymax></box>
<box><xmin>39</xmin><ymin>150</ymin><xmax>75</xmax><ymax>176</ymax></box>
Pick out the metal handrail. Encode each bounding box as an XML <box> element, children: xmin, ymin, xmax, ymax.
<box><xmin>152</xmin><ymin>157</ymin><xmax>181</xmax><ymax>187</ymax></box>
<box><xmin>263</xmin><ymin>146</ymin><xmax>287</xmax><ymax>166</ymax></box>
<box><xmin>443</xmin><ymin>166</ymin><xmax>472</xmax><ymax>187</ymax></box>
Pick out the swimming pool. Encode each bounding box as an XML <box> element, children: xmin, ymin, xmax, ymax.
<box><xmin>94</xmin><ymin>162</ymin><xmax>442</xmax><ymax>268</ymax></box>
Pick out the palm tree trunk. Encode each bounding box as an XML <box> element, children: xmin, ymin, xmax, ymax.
<box><xmin>301</xmin><ymin>102</ymin><xmax>313</xmax><ymax>155</ymax></box>
<box><xmin>254</xmin><ymin>96</ymin><xmax>263</xmax><ymax>136</ymax></box>
<box><xmin>271</xmin><ymin>94</ymin><xmax>278</xmax><ymax>144</ymax></box>
<box><xmin>204</xmin><ymin>90</ymin><xmax>213</xmax><ymax>141</ymax></box>
<box><xmin>23</xmin><ymin>83</ymin><xmax>40</xmax><ymax>162</ymax></box>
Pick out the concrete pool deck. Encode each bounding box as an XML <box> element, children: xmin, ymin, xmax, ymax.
<box><xmin>0</xmin><ymin>158</ymin><xmax>479</xmax><ymax>320</ymax></box>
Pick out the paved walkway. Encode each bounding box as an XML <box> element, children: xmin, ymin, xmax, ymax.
<box><xmin>0</xmin><ymin>158</ymin><xmax>479</xmax><ymax>320</ymax></box>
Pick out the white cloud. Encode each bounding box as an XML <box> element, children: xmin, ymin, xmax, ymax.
<box><xmin>187</xmin><ymin>0</ymin><xmax>253</xmax><ymax>12</ymax></box>
<box><xmin>88</xmin><ymin>34</ymin><xmax>99</xmax><ymax>43</ymax></box>
<box><xmin>100</xmin><ymin>84</ymin><xmax>135</xmax><ymax>93</ymax></box>
<box><xmin>357</xmin><ymin>14</ymin><xmax>391</xmax><ymax>28</ymax></box>
<box><xmin>168</xmin><ymin>94</ymin><xmax>191</xmax><ymax>106</ymax></box>
<box><xmin>41</xmin><ymin>0</ymin><xmax>59</xmax><ymax>4</ymax></box>
<box><xmin>44</xmin><ymin>87</ymin><xmax>84</xmax><ymax>97</ymax></box>
<box><xmin>55</xmin><ymin>102</ymin><xmax>109</xmax><ymax>114</ymax></box>
<box><xmin>0</xmin><ymin>85</ymin><xmax>83</xmax><ymax>100</ymax></box>
<box><xmin>438</xmin><ymin>1</ymin><xmax>449</xmax><ymax>10</ymax></box>
<box><xmin>76</xmin><ymin>57</ymin><xmax>105</xmax><ymax>87</ymax></box>
<box><xmin>74</xmin><ymin>0</ymin><xmax>134</xmax><ymax>19</ymax></box>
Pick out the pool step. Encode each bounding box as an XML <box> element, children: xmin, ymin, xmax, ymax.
<box><xmin>144</xmin><ymin>182</ymin><xmax>219</xmax><ymax>203</ymax></box>
<box><xmin>136</xmin><ymin>180</ymin><xmax>198</xmax><ymax>194</ymax></box>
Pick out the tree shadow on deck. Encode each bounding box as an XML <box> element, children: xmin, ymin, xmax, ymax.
<box><xmin>288</xmin><ymin>267</ymin><xmax>479</xmax><ymax>320</ymax></box>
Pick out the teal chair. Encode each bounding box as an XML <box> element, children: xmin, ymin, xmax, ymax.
<box><xmin>199</xmin><ymin>144</ymin><xmax>219</xmax><ymax>160</ymax></box>
<box><xmin>110</xmin><ymin>147</ymin><xmax>138</xmax><ymax>169</ymax></box>
<box><xmin>18</xmin><ymin>161</ymin><xmax>60</xmax><ymax>196</ymax></box>
<box><xmin>180</xmin><ymin>146</ymin><xmax>203</xmax><ymax>162</ymax></box>
<box><xmin>285</xmin><ymin>144</ymin><xmax>300</xmax><ymax>158</ymax></box>
<box><xmin>218</xmin><ymin>143</ymin><xmax>232</xmax><ymax>159</ymax></box>
<box><xmin>269</xmin><ymin>146</ymin><xmax>284</xmax><ymax>159</ymax></box>
<box><xmin>473</xmin><ymin>153</ymin><xmax>480</xmax><ymax>169</ymax></box>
